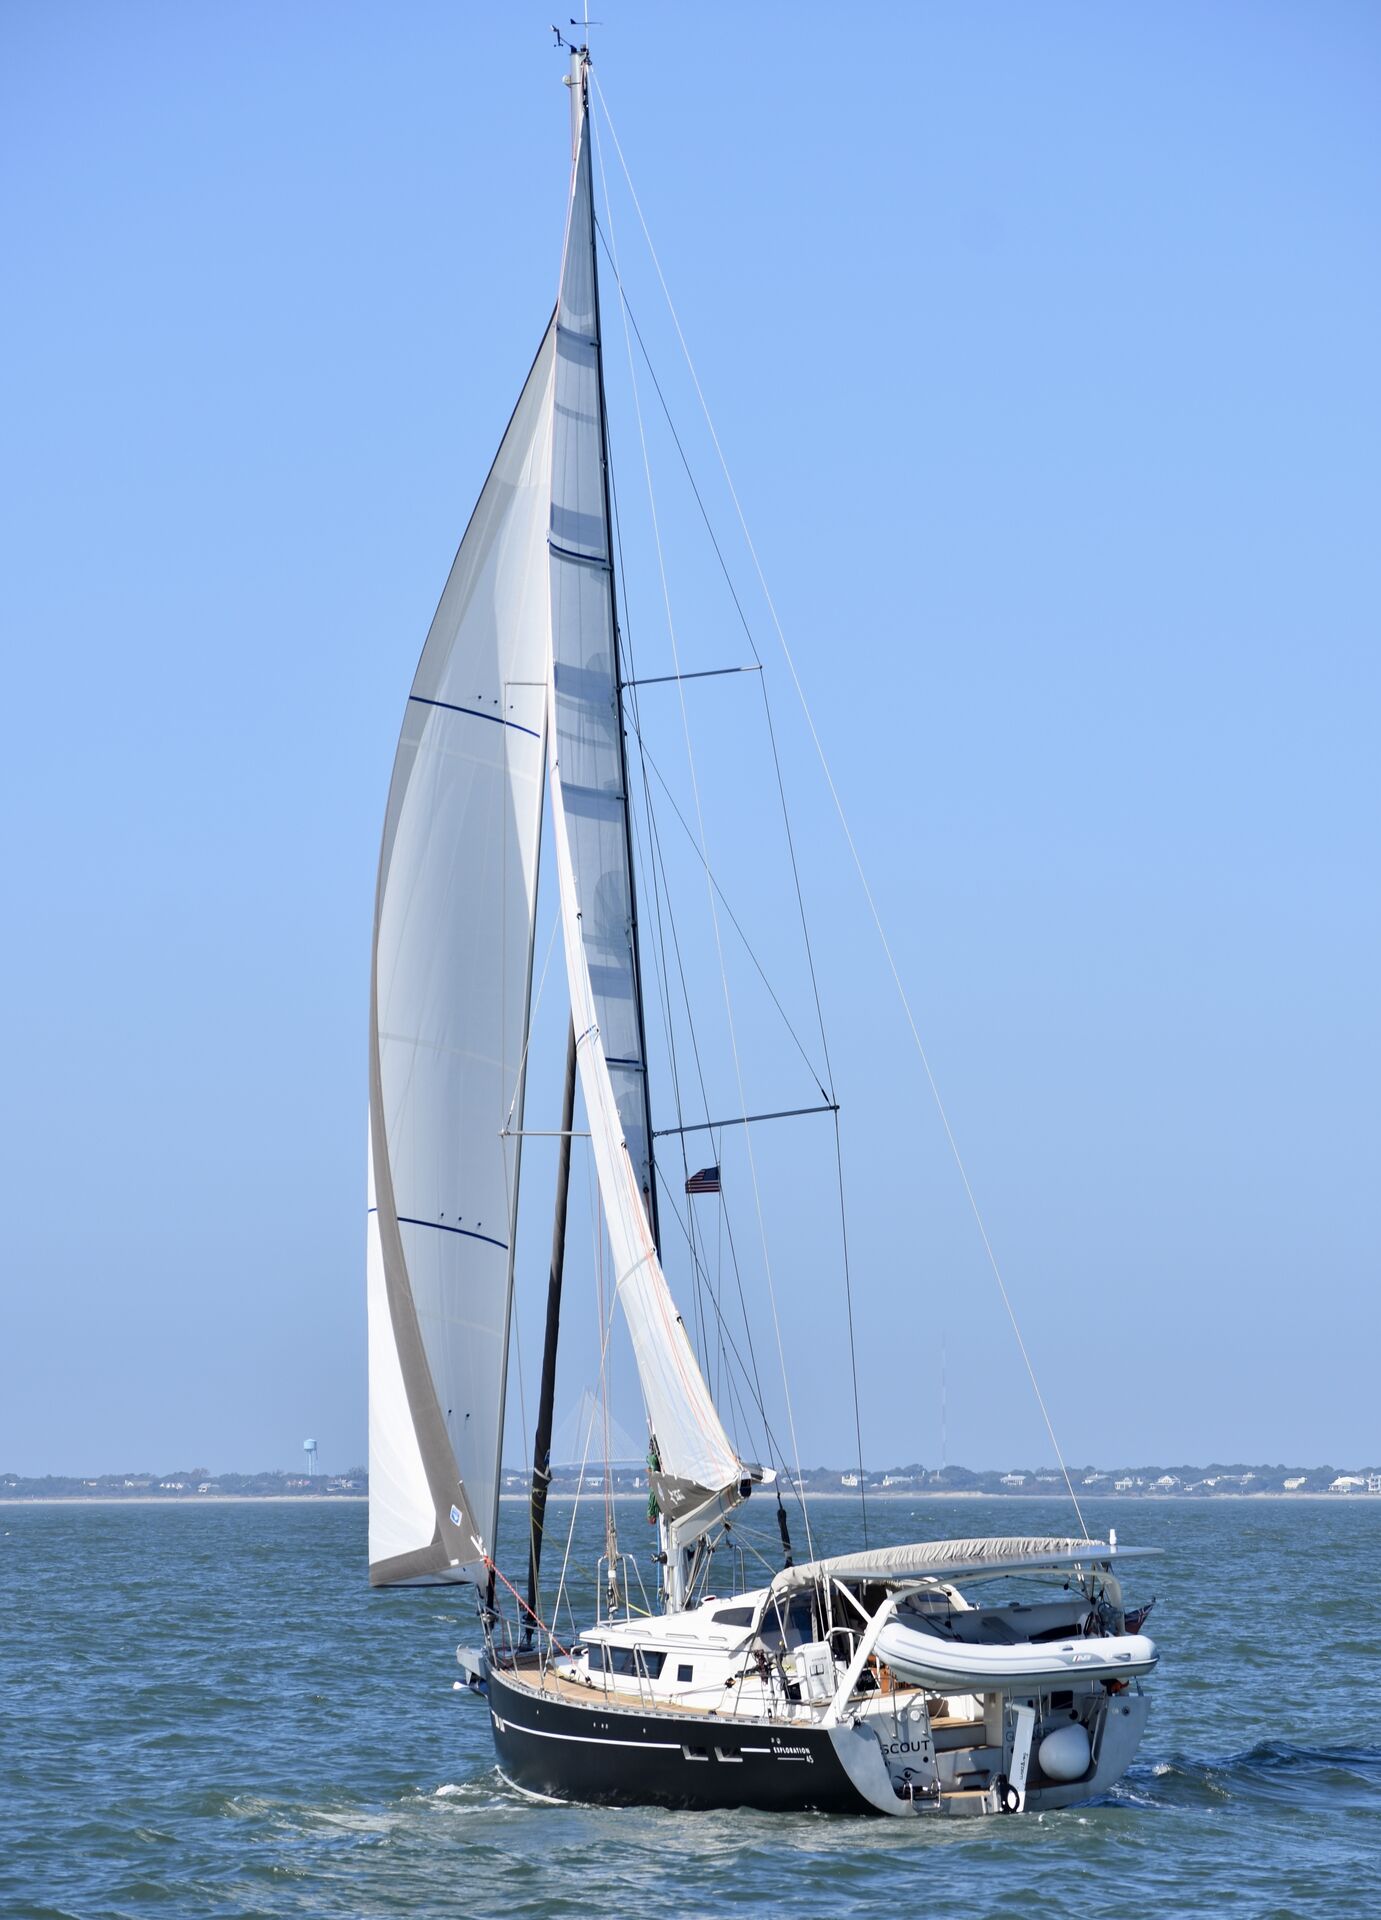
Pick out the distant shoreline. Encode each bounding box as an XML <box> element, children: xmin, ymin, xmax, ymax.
<box><xmin>4</xmin><ymin>1489</ymin><xmax>1377</xmax><ymax>1508</ymax></box>
<box><xmin>0</xmin><ymin>1494</ymin><xmax>369</xmax><ymax>1507</ymax></box>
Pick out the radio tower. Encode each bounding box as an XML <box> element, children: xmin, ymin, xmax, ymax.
<box><xmin>303</xmin><ymin>1438</ymin><xmax>318</xmax><ymax>1478</ymax></box>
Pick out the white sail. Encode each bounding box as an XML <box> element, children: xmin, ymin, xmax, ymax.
<box><xmin>368</xmin><ymin>324</ymin><xmax>557</xmax><ymax>1586</ymax></box>
<box><xmin>544</xmin><ymin>106</ymin><xmax>741</xmax><ymax>1504</ymax></box>
<box><xmin>547</xmin><ymin>682</ymin><xmax>742</xmax><ymax>1499</ymax></box>
<box><xmin>548</xmin><ymin>108</ymin><xmax>656</xmax><ymax>1220</ymax></box>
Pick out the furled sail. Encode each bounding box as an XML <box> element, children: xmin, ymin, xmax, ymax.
<box><xmin>548</xmin><ymin>107</ymin><xmax>656</xmax><ymax>1225</ymax></box>
<box><xmin>546</xmin><ymin>105</ymin><xmax>742</xmax><ymax>1509</ymax></box>
<box><xmin>367</xmin><ymin>324</ymin><xmax>557</xmax><ymax>1587</ymax></box>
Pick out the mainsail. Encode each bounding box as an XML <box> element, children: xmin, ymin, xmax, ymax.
<box><xmin>367</xmin><ymin>325</ymin><xmax>556</xmax><ymax>1586</ymax></box>
<box><xmin>545</xmin><ymin>104</ymin><xmax>743</xmax><ymax>1511</ymax></box>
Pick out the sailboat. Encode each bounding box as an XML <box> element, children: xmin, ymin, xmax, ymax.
<box><xmin>366</xmin><ymin>43</ymin><xmax>1159</xmax><ymax>1818</ymax></box>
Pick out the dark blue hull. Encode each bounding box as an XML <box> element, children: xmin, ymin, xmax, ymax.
<box><xmin>484</xmin><ymin>1663</ymin><xmax>875</xmax><ymax>1814</ymax></box>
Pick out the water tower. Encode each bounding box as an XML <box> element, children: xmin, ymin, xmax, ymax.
<box><xmin>303</xmin><ymin>1438</ymin><xmax>318</xmax><ymax>1477</ymax></box>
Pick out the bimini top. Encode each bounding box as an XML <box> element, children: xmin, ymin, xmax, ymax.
<box><xmin>770</xmin><ymin>1535</ymin><xmax>1161</xmax><ymax>1594</ymax></box>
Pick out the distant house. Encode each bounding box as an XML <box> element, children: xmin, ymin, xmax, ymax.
<box><xmin>1082</xmin><ymin>1473</ymin><xmax>1106</xmax><ymax>1486</ymax></box>
<box><xmin>1154</xmin><ymin>1475</ymin><xmax>1179</xmax><ymax>1490</ymax></box>
<box><xmin>1114</xmin><ymin>1478</ymin><xmax>1135</xmax><ymax>1491</ymax></box>
<box><xmin>840</xmin><ymin>1473</ymin><xmax>859</xmax><ymax>1487</ymax></box>
<box><xmin>1329</xmin><ymin>1475</ymin><xmax>1365</xmax><ymax>1494</ymax></box>
<box><xmin>1283</xmin><ymin>1476</ymin><xmax>1307</xmax><ymax>1491</ymax></box>
<box><xmin>159</xmin><ymin>1481</ymin><xmax>186</xmax><ymax>1491</ymax></box>
<box><xmin>1369</xmin><ymin>1475</ymin><xmax>1381</xmax><ymax>1496</ymax></box>
<box><xmin>881</xmin><ymin>1474</ymin><xmax>915</xmax><ymax>1488</ymax></box>
<box><xmin>1000</xmin><ymin>1474</ymin><xmax>1026</xmax><ymax>1487</ymax></box>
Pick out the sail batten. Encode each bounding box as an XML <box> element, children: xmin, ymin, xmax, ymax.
<box><xmin>367</xmin><ymin>322</ymin><xmax>558</xmax><ymax>1586</ymax></box>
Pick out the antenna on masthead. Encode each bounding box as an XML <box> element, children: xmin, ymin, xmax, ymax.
<box><xmin>554</xmin><ymin>16</ymin><xmax>594</xmax><ymax>155</ymax></box>
<box><xmin>553</xmin><ymin>10</ymin><xmax>601</xmax><ymax>54</ymax></box>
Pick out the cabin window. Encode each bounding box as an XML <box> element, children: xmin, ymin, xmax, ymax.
<box><xmin>600</xmin><ymin>1646</ymin><xmax>665</xmax><ymax>1679</ymax></box>
<box><xmin>712</xmin><ymin>1606</ymin><xmax>754</xmax><ymax>1627</ymax></box>
<box><xmin>677</xmin><ymin>1663</ymin><xmax>693</xmax><ymax>1683</ymax></box>
<box><xmin>586</xmin><ymin>1644</ymin><xmax>665</xmax><ymax>1678</ymax></box>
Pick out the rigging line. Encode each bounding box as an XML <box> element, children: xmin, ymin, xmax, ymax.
<box><xmin>598</xmin><ymin>162</ymin><xmax>774</xmax><ymax>1461</ymax></box>
<box><xmin>504</xmin><ymin>908</ymin><xmax>563</xmax><ymax>1132</ymax></box>
<box><xmin>621</xmin><ymin>720</ymin><xmax>706</xmax><ymax>1361</ymax></box>
<box><xmin>483</xmin><ymin>1555</ymin><xmax>573</xmax><ymax>1656</ymax></box>
<box><xmin>831</xmin><ymin>1110</ymin><xmax>868</xmax><ymax>1546</ymax></box>
<box><xmin>590</xmin><ymin>225</ymin><xmax>838</xmax><ymax>1102</ymax></box>
<box><xmin>499</xmin><ymin>1143</ymin><xmax>532</xmax><ymax>1494</ymax></box>
<box><xmin>625</xmin><ymin>718</ymin><xmax>829</xmax><ymax>1096</ymax></box>
<box><xmin>597</xmin><ymin>1173</ymin><xmax>615</xmax><ymax>1555</ymax></box>
<box><xmin>759</xmin><ymin>672</ymin><xmax>868</xmax><ymax>1532</ymax></box>
<box><xmin>606</xmin><ymin>433</ymin><xmax>714</xmax><ymax>1376</ymax></box>
<box><xmin>552</xmin><ymin>1150</ymin><xmax>613</xmax><ymax>1640</ymax></box>
<box><xmin>594</xmin><ymin>214</ymin><xmax>866</xmax><ymax>1536</ymax></box>
<box><xmin>638</xmin><ymin>767</ymin><xmax>748</xmax><ymax>1418</ymax></box>
<box><xmin>593</xmin><ymin>109</ymin><xmax>813</xmax><ymax>1561</ymax></box>
<box><xmin>594</xmin><ymin>237</ymin><xmax>867</xmax><ymax>1534</ymax></box>
<box><xmin>592</xmin><ymin>74</ymin><xmax>1088</xmax><ymax>1543</ymax></box>
<box><xmin>651</xmin><ymin>1162</ymin><xmax>807</xmax><ymax>1546</ymax></box>
<box><xmin>603</xmin><ymin>354</ymin><xmax>706</xmax><ymax>1314</ymax></box>
<box><xmin>625</xmin><ymin>546</ymin><xmax>781</xmax><ymax>1484</ymax></box>
<box><xmin>550</xmin><ymin>1366</ymin><xmax>602</xmax><ymax>1647</ymax></box>
<box><xmin>650</xmin><ymin>1158</ymin><xmax>778</xmax><ymax>1465</ymax></box>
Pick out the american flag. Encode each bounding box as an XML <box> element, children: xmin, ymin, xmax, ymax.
<box><xmin>684</xmin><ymin>1165</ymin><xmax>721</xmax><ymax>1196</ymax></box>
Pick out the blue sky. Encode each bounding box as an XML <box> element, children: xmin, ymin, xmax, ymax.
<box><xmin>2</xmin><ymin>3</ymin><xmax>1377</xmax><ymax>1480</ymax></box>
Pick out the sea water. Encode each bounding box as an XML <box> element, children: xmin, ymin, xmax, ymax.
<box><xmin>4</xmin><ymin>1496</ymin><xmax>1379</xmax><ymax>1918</ymax></box>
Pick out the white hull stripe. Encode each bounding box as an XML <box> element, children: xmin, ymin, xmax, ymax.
<box><xmin>493</xmin><ymin>1713</ymin><xmax>680</xmax><ymax>1751</ymax></box>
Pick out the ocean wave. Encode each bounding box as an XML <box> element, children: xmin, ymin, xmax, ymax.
<box><xmin>1124</xmin><ymin>1742</ymin><xmax>1381</xmax><ymax>1811</ymax></box>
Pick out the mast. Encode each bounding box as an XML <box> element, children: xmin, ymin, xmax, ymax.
<box><xmin>577</xmin><ymin>47</ymin><xmax>662</xmax><ymax>1255</ymax></box>
<box><xmin>546</xmin><ymin>53</ymin><xmax>747</xmax><ymax>1617</ymax></box>
<box><xmin>524</xmin><ymin>1017</ymin><xmax>577</xmax><ymax>1638</ymax></box>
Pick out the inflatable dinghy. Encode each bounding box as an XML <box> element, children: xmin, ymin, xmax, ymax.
<box><xmin>874</xmin><ymin>1619</ymin><xmax>1158</xmax><ymax>1693</ymax></box>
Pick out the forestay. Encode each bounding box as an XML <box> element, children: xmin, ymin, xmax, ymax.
<box><xmin>367</xmin><ymin>324</ymin><xmax>556</xmax><ymax>1587</ymax></box>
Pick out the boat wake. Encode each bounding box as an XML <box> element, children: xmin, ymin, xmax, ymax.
<box><xmin>429</xmin><ymin>1772</ymin><xmax>572</xmax><ymax>1816</ymax></box>
<box><xmin>1116</xmin><ymin>1742</ymin><xmax>1381</xmax><ymax>1813</ymax></box>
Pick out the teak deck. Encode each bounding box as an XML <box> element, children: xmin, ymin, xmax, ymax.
<box><xmin>499</xmin><ymin>1657</ymin><xmax>987</xmax><ymax>1737</ymax></box>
